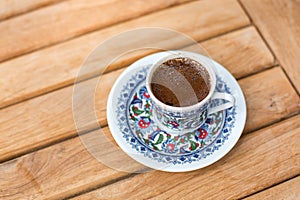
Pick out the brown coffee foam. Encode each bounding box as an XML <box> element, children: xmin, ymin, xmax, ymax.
<box><xmin>150</xmin><ymin>57</ymin><xmax>210</xmax><ymax>107</ymax></box>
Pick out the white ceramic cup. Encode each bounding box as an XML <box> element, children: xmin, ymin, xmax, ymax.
<box><xmin>145</xmin><ymin>50</ymin><xmax>235</xmax><ymax>134</ymax></box>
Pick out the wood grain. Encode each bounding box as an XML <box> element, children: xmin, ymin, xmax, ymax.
<box><xmin>0</xmin><ymin>128</ymin><xmax>145</xmax><ymax>200</ymax></box>
<box><xmin>1</xmin><ymin>1</ymin><xmax>298</xmax><ymax>199</ymax></box>
<box><xmin>183</xmin><ymin>26</ymin><xmax>274</xmax><ymax>79</ymax></box>
<box><xmin>0</xmin><ymin>68</ymin><xmax>123</xmax><ymax>162</ymax></box>
<box><xmin>0</xmin><ymin>26</ymin><xmax>277</xmax><ymax>162</ymax></box>
<box><xmin>1</xmin><ymin>64</ymin><xmax>299</xmax><ymax>165</ymax></box>
<box><xmin>71</xmin><ymin>115</ymin><xmax>298</xmax><ymax>200</ymax></box>
<box><xmin>0</xmin><ymin>0</ymin><xmax>61</xmax><ymax>21</ymax></box>
<box><xmin>245</xmin><ymin>176</ymin><xmax>300</xmax><ymax>200</ymax></box>
<box><xmin>0</xmin><ymin>0</ymin><xmax>250</xmax><ymax>108</ymax></box>
<box><xmin>241</xmin><ymin>0</ymin><xmax>300</xmax><ymax>94</ymax></box>
<box><xmin>239</xmin><ymin>67</ymin><xmax>300</xmax><ymax>133</ymax></box>
<box><xmin>0</xmin><ymin>0</ymin><xmax>192</xmax><ymax>62</ymax></box>
<box><xmin>1</xmin><ymin>113</ymin><xmax>299</xmax><ymax>200</ymax></box>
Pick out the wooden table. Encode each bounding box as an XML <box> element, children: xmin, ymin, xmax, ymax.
<box><xmin>0</xmin><ymin>0</ymin><xmax>299</xmax><ymax>199</ymax></box>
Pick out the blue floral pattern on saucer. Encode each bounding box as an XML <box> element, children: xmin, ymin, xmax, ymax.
<box><xmin>128</xmin><ymin>85</ymin><xmax>225</xmax><ymax>155</ymax></box>
<box><xmin>116</xmin><ymin>65</ymin><xmax>236</xmax><ymax>164</ymax></box>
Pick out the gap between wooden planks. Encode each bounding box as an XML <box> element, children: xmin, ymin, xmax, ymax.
<box><xmin>0</xmin><ymin>0</ymin><xmax>250</xmax><ymax>109</ymax></box>
<box><xmin>241</xmin><ymin>0</ymin><xmax>300</xmax><ymax>94</ymax></box>
<box><xmin>244</xmin><ymin>175</ymin><xmax>300</xmax><ymax>200</ymax></box>
<box><xmin>0</xmin><ymin>0</ymin><xmax>193</xmax><ymax>62</ymax></box>
<box><xmin>0</xmin><ymin>0</ymin><xmax>298</xmax><ymax>198</ymax></box>
<box><xmin>1</xmin><ymin>114</ymin><xmax>299</xmax><ymax>200</ymax></box>
<box><xmin>0</xmin><ymin>0</ymin><xmax>62</xmax><ymax>21</ymax></box>
<box><xmin>71</xmin><ymin>115</ymin><xmax>300</xmax><ymax>200</ymax></box>
<box><xmin>0</xmin><ymin>66</ymin><xmax>299</xmax><ymax>191</ymax></box>
<box><xmin>0</xmin><ymin>26</ymin><xmax>281</xmax><ymax>163</ymax></box>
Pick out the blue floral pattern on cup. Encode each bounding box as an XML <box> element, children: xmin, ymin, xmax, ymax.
<box><xmin>152</xmin><ymin>103</ymin><xmax>209</xmax><ymax>132</ymax></box>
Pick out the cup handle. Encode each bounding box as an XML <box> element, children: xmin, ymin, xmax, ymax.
<box><xmin>208</xmin><ymin>92</ymin><xmax>235</xmax><ymax>115</ymax></box>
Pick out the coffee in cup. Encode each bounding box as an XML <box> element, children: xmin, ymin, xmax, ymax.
<box><xmin>150</xmin><ymin>57</ymin><xmax>210</xmax><ymax>107</ymax></box>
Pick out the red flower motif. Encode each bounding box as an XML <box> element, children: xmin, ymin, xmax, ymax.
<box><xmin>167</xmin><ymin>143</ymin><xmax>175</xmax><ymax>151</ymax></box>
<box><xmin>168</xmin><ymin>121</ymin><xmax>179</xmax><ymax>127</ymax></box>
<box><xmin>198</xmin><ymin>128</ymin><xmax>208</xmax><ymax>139</ymax></box>
<box><xmin>143</xmin><ymin>92</ymin><xmax>150</xmax><ymax>99</ymax></box>
<box><xmin>138</xmin><ymin>119</ymin><xmax>150</xmax><ymax>128</ymax></box>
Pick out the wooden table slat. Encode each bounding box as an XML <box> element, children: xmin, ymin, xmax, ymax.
<box><xmin>1</xmin><ymin>113</ymin><xmax>296</xmax><ymax>200</ymax></box>
<box><xmin>245</xmin><ymin>176</ymin><xmax>300</xmax><ymax>200</ymax></box>
<box><xmin>239</xmin><ymin>67</ymin><xmax>300</xmax><ymax>133</ymax></box>
<box><xmin>241</xmin><ymin>0</ymin><xmax>300</xmax><ymax>94</ymax></box>
<box><xmin>1</xmin><ymin>1</ymin><xmax>299</xmax><ymax>198</ymax></box>
<box><xmin>0</xmin><ymin>112</ymin><xmax>294</xmax><ymax>199</ymax></box>
<box><xmin>0</xmin><ymin>128</ymin><xmax>139</xmax><ymax>200</ymax></box>
<box><xmin>0</xmin><ymin>0</ymin><xmax>250</xmax><ymax>109</ymax></box>
<box><xmin>184</xmin><ymin>26</ymin><xmax>274</xmax><ymax>79</ymax></box>
<box><xmin>0</xmin><ymin>0</ymin><xmax>192</xmax><ymax>62</ymax></box>
<box><xmin>0</xmin><ymin>27</ymin><xmax>286</xmax><ymax>163</ymax></box>
<box><xmin>0</xmin><ymin>0</ymin><xmax>61</xmax><ymax>21</ymax></box>
<box><xmin>71</xmin><ymin>115</ymin><xmax>300</xmax><ymax>200</ymax></box>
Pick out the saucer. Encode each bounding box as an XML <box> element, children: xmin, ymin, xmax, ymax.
<box><xmin>107</xmin><ymin>52</ymin><xmax>246</xmax><ymax>172</ymax></box>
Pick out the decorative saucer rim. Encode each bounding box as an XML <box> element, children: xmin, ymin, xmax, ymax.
<box><xmin>107</xmin><ymin>52</ymin><xmax>247</xmax><ymax>172</ymax></box>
